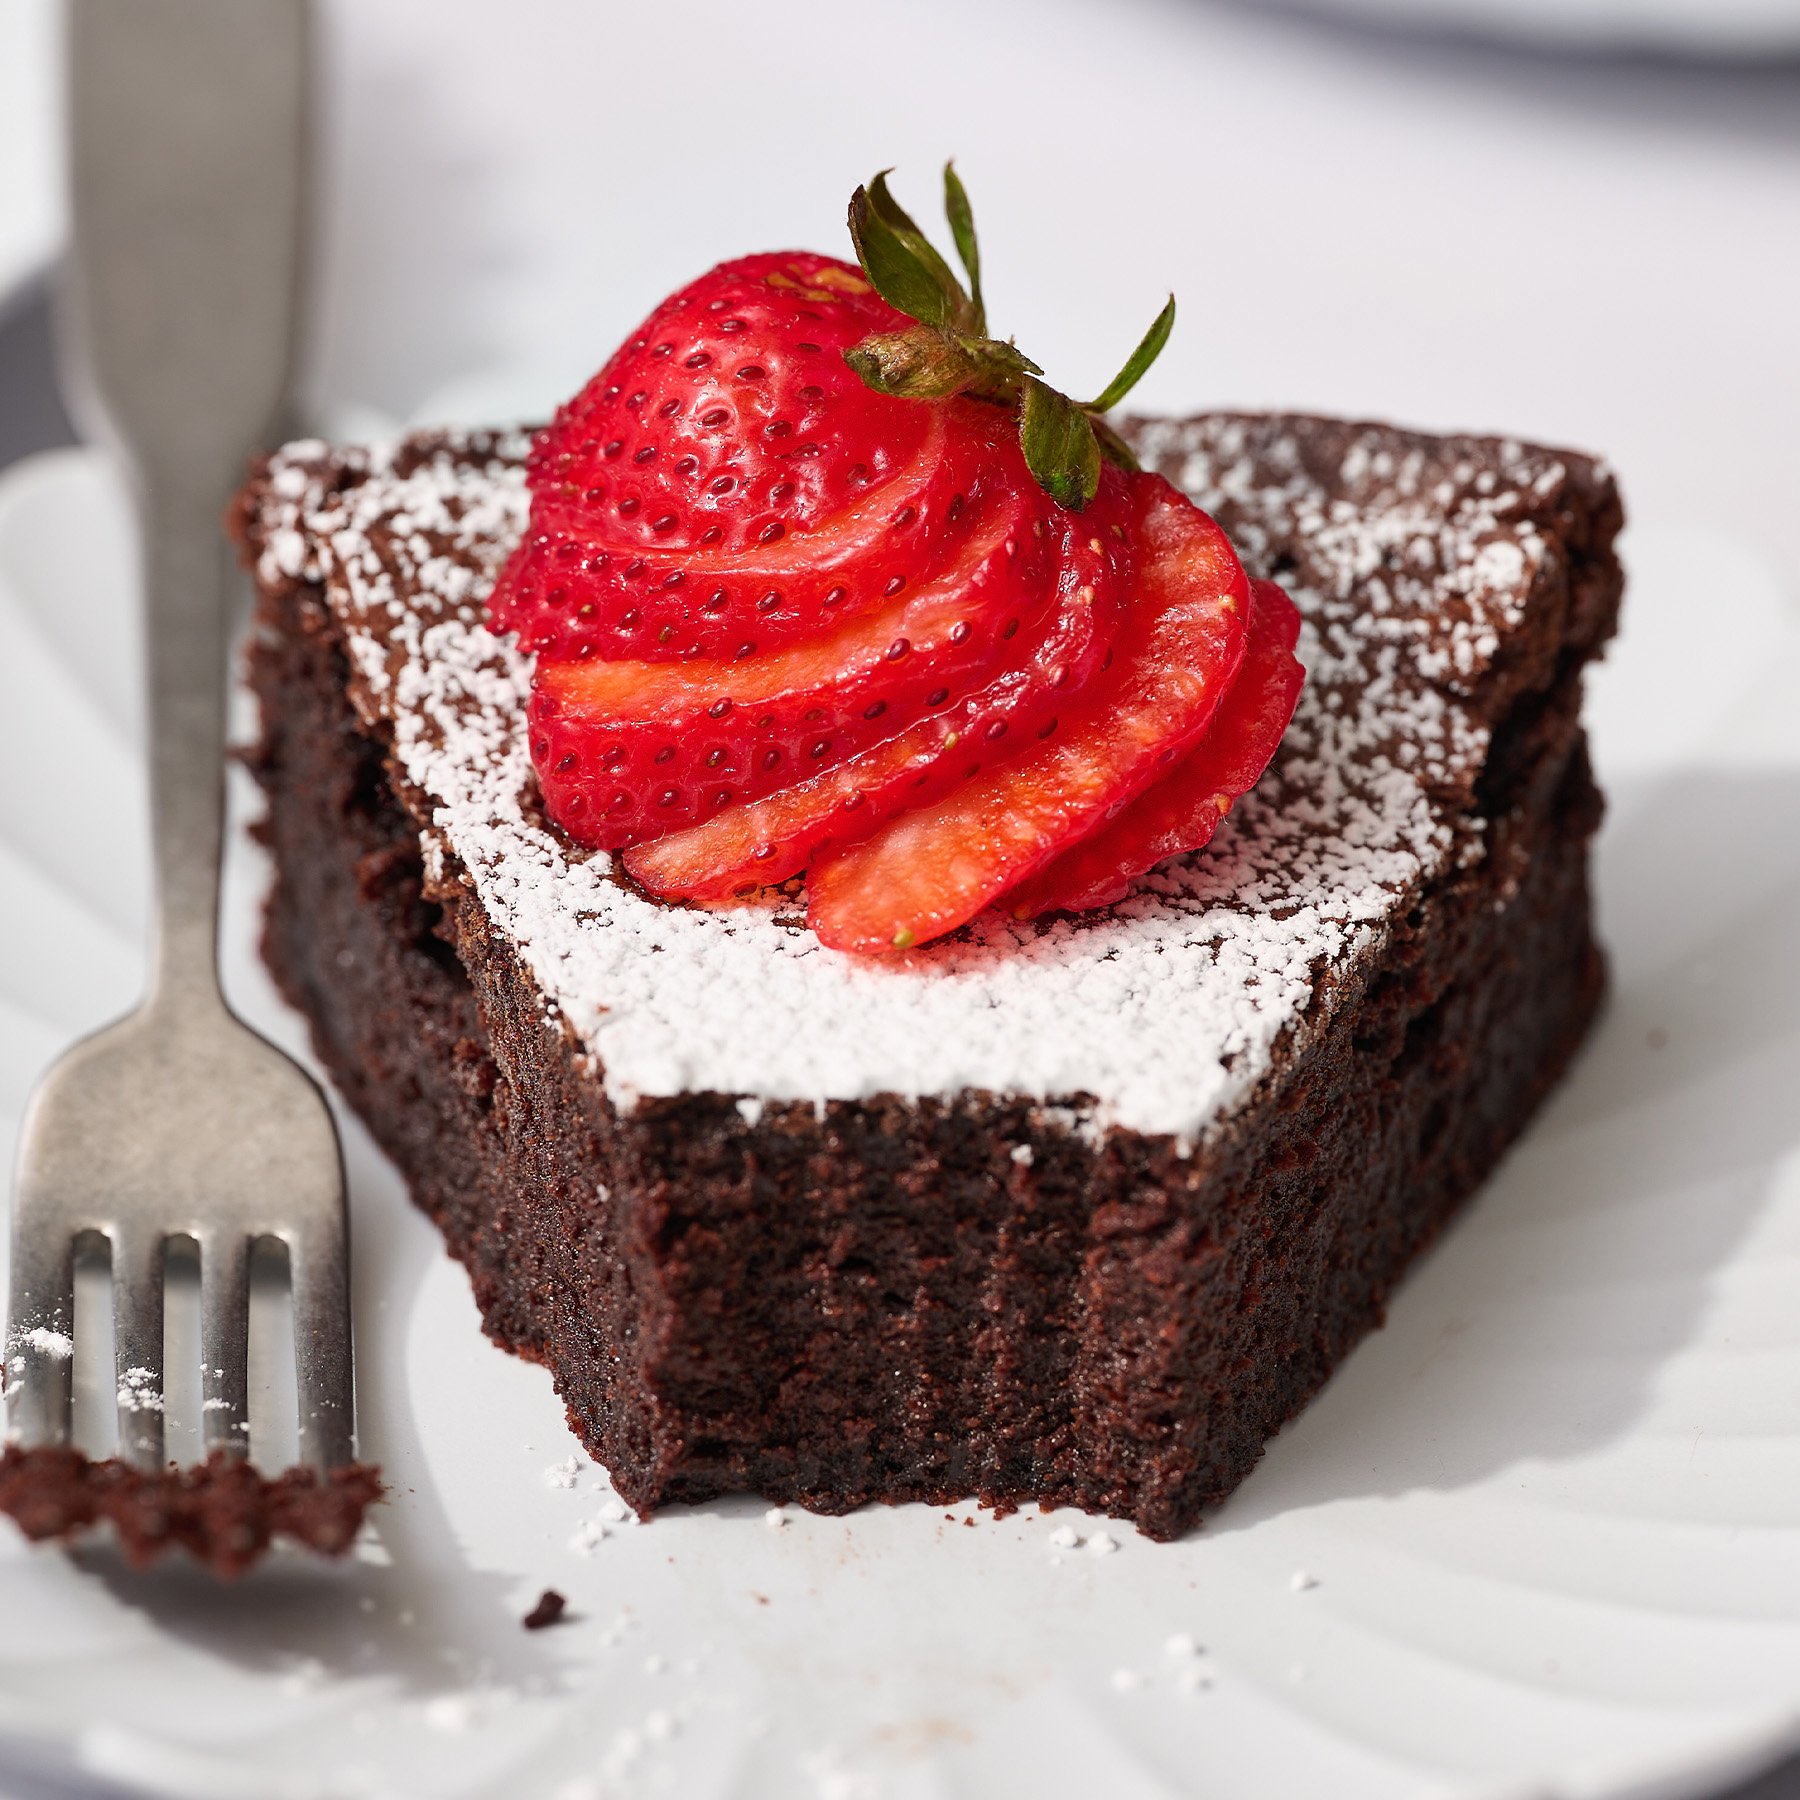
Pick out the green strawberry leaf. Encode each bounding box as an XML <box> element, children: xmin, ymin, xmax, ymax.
<box><xmin>848</xmin><ymin>184</ymin><xmax>960</xmax><ymax>329</ymax></box>
<box><xmin>970</xmin><ymin>335</ymin><xmax>1044</xmax><ymax>380</ymax></box>
<box><xmin>1021</xmin><ymin>378</ymin><xmax>1101</xmax><ymax>510</ymax></box>
<box><xmin>851</xmin><ymin>172</ymin><xmax>974</xmax><ymax>331</ymax></box>
<box><xmin>843</xmin><ymin>164</ymin><xmax>1172</xmax><ymax>512</ymax></box>
<box><xmin>942</xmin><ymin>161</ymin><xmax>984</xmax><ymax>333</ymax></box>
<box><xmin>1087</xmin><ymin>295</ymin><xmax>1176</xmax><ymax>415</ymax></box>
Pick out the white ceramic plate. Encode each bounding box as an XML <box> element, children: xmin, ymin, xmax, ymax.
<box><xmin>3</xmin><ymin>442</ymin><xmax>1800</xmax><ymax>1800</ymax></box>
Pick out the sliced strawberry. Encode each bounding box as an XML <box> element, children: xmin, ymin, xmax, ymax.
<box><xmin>493</xmin><ymin>408</ymin><xmax>1008</xmax><ymax>669</ymax></box>
<box><xmin>491</xmin><ymin>405</ymin><xmax>998</xmax><ymax>664</ymax></box>
<box><xmin>621</xmin><ymin>487</ymin><xmax>1134</xmax><ymax>894</ymax></box>
<box><xmin>495</xmin><ymin>172</ymin><xmax>1304</xmax><ymax>955</ymax></box>
<box><xmin>485</xmin><ymin>253</ymin><xmax>1023</xmax><ymax>663</ymax></box>
<box><xmin>1005</xmin><ymin>578</ymin><xmax>1302</xmax><ymax>917</ymax></box>
<box><xmin>531</xmin><ymin>479</ymin><xmax>1057</xmax><ymax>845</ymax></box>
<box><xmin>527</xmin><ymin>253</ymin><xmax>920</xmax><ymax>552</ymax></box>
<box><xmin>802</xmin><ymin>476</ymin><xmax>1251</xmax><ymax>953</ymax></box>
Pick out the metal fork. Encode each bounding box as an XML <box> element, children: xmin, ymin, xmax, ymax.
<box><xmin>2</xmin><ymin>0</ymin><xmax>355</xmax><ymax>1480</ymax></box>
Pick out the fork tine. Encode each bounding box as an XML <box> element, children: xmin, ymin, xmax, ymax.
<box><xmin>199</xmin><ymin>1230</ymin><xmax>250</xmax><ymax>1460</ymax></box>
<box><xmin>5</xmin><ymin>1225</ymin><xmax>74</xmax><ymax>1450</ymax></box>
<box><xmin>287</xmin><ymin>1223</ymin><xmax>354</xmax><ymax>1471</ymax></box>
<box><xmin>111</xmin><ymin>1231</ymin><xmax>167</xmax><ymax>1470</ymax></box>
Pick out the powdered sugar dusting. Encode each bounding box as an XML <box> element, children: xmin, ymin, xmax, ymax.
<box><xmin>250</xmin><ymin>416</ymin><xmax>1567</xmax><ymax>1142</ymax></box>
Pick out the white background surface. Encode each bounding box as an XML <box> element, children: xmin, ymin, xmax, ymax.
<box><xmin>2</xmin><ymin>1</ymin><xmax>1799</xmax><ymax>1796</ymax></box>
<box><xmin>5</xmin><ymin>2</ymin><xmax>1798</xmax><ymax>600</ymax></box>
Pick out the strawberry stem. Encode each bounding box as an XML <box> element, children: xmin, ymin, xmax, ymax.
<box><xmin>843</xmin><ymin>163</ymin><xmax>1176</xmax><ymax>511</ymax></box>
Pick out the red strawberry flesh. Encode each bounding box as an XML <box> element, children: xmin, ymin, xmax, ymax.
<box><xmin>620</xmin><ymin>484</ymin><xmax>1134</xmax><ymax>895</ymax></box>
<box><xmin>487</xmin><ymin>255</ymin><xmax>1006</xmax><ymax>663</ymax></box>
<box><xmin>531</xmin><ymin>254</ymin><xmax>917</xmax><ymax>549</ymax></box>
<box><xmin>531</xmin><ymin>474</ymin><xmax>1058</xmax><ymax>845</ymax></box>
<box><xmin>1006</xmin><ymin>578</ymin><xmax>1302</xmax><ymax>917</ymax></box>
<box><xmin>802</xmin><ymin>476</ymin><xmax>1251</xmax><ymax>953</ymax></box>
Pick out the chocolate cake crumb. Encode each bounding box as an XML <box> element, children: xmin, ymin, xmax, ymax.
<box><xmin>522</xmin><ymin>1587</ymin><xmax>569</xmax><ymax>1630</ymax></box>
<box><xmin>0</xmin><ymin>1445</ymin><xmax>383</xmax><ymax>1578</ymax></box>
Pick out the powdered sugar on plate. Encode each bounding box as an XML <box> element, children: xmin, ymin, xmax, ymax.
<box><xmin>248</xmin><ymin>415</ymin><xmax>1581</xmax><ymax>1143</ymax></box>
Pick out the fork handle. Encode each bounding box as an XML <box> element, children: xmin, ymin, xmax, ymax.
<box><xmin>139</xmin><ymin>475</ymin><xmax>233</xmax><ymax>1013</ymax></box>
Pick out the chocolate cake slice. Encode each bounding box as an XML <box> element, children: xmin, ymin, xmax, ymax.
<box><xmin>234</xmin><ymin>411</ymin><xmax>1622</xmax><ymax>1540</ymax></box>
